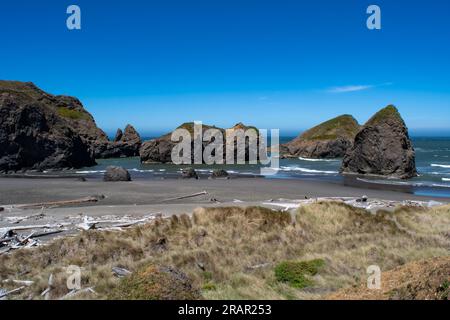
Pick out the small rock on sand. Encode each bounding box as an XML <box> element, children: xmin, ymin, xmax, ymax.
<box><xmin>211</xmin><ymin>169</ymin><xmax>229</xmax><ymax>179</ymax></box>
<box><xmin>104</xmin><ymin>166</ymin><xmax>131</xmax><ymax>182</ymax></box>
<box><xmin>181</xmin><ymin>168</ymin><xmax>198</xmax><ymax>179</ymax></box>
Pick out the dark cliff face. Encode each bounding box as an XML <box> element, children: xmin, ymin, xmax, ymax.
<box><xmin>0</xmin><ymin>81</ymin><xmax>96</xmax><ymax>172</ymax></box>
<box><xmin>341</xmin><ymin>105</ymin><xmax>417</xmax><ymax>179</ymax></box>
<box><xmin>0</xmin><ymin>81</ymin><xmax>143</xmax><ymax>169</ymax></box>
<box><xmin>283</xmin><ymin>115</ymin><xmax>360</xmax><ymax>159</ymax></box>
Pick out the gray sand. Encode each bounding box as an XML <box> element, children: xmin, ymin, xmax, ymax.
<box><xmin>1</xmin><ymin>177</ymin><xmax>448</xmax><ymax>242</ymax></box>
<box><xmin>1</xmin><ymin>176</ymin><xmax>448</xmax><ymax>207</ymax></box>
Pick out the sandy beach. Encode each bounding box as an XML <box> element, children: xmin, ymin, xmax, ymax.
<box><xmin>1</xmin><ymin>176</ymin><xmax>448</xmax><ymax>218</ymax></box>
<box><xmin>2</xmin><ymin>176</ymin><xmax>449</xmax><ymax>205</ymax></box>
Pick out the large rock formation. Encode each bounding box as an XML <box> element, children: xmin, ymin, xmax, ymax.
<box><xmin>282</xmin><ymin>115</ymin><xmax>360</xmax><ymax>159</ymax></box>
<box><xmin>96</xmin><ymin>124</ymin><xmax>142</xmax><ymax>158</ymax></box>
<box><xmin>0</xmin><ymin>81</ymin><xmax>96</xmax><ymax>172</ymax></box>
<box><xmin>0</xmin><ymin>80</ymin><xmax>142</xmax><ymax>168</ymax></box>
<box><xmin>140</xmin><ymin>122</ymin><xmax>263</xmax><ymax>164</ymax></box>
<box><xmin>341</xmin><ymin>105</ymin><xmax>417</xmax><ymax>179</ymax></box>
<box><xmin>140</xmin><ymin>122</ymin><xmax>221</xmax><ymax>164</ymax></box>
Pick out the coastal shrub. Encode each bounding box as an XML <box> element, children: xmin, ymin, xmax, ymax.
<box><xmin>57</xmin><ymin>106</ymin><xmax>88</xmax><ymax>120</ymax></box>
<box><xmin>202</xmin><ymin>282</ymin><xmax>217</xmax><ymax>291</ymax></box>
<box><xmin>438</xmin><ymin>280</ymin><xmax>450</xmax><ymax>300</ymax></box>
<box><xmin>274</xmin><ymin>259</ymin><xmax>325</xmax><ymax>288</ymax></box>
<box><xmin>108</xmin><ymin>264</ymin><xmax>201</xmax><ymax>300</ymax></box>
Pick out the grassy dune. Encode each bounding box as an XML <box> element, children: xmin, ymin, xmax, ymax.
<box><xmin>1</xmin><ymin>202</ymin><xmax>449</xmax><ymax>300</ymax></box>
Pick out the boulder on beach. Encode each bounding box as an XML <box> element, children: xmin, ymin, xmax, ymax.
<box><xmin>282</xmin><ymin>115</ymin><xmax>360</xmax><ymax>159</ymax></box>
<box><xmin>211</xmin><ymin>169</ymin><xmax>229</xmax><ymax>178</ymax></box>
<box><xmin>181</xmin><ymin>168</ymin><xmax>198</xmax><ymax>179</ymax></box>
<box><xmin>104</xmin><ymin>166</ymin><xmax>131</xmax><ymax>182</ymax></box>
<box><xmin>341</xmin><ymin>105</ymin><xmax>417</xmax><ymax>179</ymax></box>
<box><xmin>0</xmin><ymin>81</ymin><xmax>97</xmax><ymax>172</ymax></box>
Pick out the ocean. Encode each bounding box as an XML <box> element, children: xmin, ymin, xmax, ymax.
<box><xmin>74</xmin><ymin>137</ymin><xmax>450</xmax><ymax>198</ymax></box>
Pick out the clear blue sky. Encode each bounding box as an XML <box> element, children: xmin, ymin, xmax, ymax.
<box><xmin>1</xmin><ymin>0</ymin><xmax>449</xmax><ymax>136</ymax></box>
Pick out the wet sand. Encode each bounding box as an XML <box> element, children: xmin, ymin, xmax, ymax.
<box><xmin>1</xmin><ymin>176</ymin><xmax>449</xmax><ymax>208</ymax></box>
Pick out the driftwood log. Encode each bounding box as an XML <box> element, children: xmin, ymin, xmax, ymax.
<box><xmin>15</xmin><ymin>196</ymin><xmax>99</xmax><ymax>209</ymax></box>
<box><xmin>161</xmin><ymin>191</ymin><xmax>208</xmax><ymax>202</ymax></box>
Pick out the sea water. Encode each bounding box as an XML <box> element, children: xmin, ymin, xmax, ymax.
<box><xmin>74</xmin><ymin>137</ymin><xmax>450</xmax><ymax>198</ymax></box>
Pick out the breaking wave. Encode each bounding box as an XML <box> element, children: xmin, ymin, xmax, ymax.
<box><xmin>75</xmin><ymin>170</ymin><xmax>106</xmax><ymax>174</ymax></box>
<box><xmin>357</xmin><ymin>177</ymin><xmax>450</xmax><ymax>188</ymax></box>
<box><xmin>431</xmin><ymin>164</ymin><xmax>450</xmax><ymax>168</ymax></box>
<box><xmin>298</xmin><ymin>157</ymin><xmax>340</xmax><ymax>162</ymax></box>
<box><xmin>279</xmin><ymin>166</ymin><xmax>338</xmax><ymax>174</ymax></box>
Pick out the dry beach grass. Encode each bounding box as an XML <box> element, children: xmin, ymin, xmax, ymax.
<box><xmin>0</xmin><ymin>202</ymin><xmax>449</xmax><ymax>300</ymax></box>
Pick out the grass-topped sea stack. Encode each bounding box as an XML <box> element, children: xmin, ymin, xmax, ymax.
<box><xmin>341</xmin><ymin>105</ymin><xmax>417</xmax><ymax>179</ymax></box>
<box><xmin>282</xmin><ymin>115</ymin><xmax>360</xmax><ymax>158</ymax></box>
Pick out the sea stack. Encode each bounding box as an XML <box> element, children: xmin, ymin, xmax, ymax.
<box><xmin>341</xmin><ymin>105</ymin><xmax>417</xmax><ymax>179</ymax></box>
<box><xmin>139</xmin><ymin>122</ymin><xmax>262</xmax><ymax>164</ymax></box>
<box><xmin>283</xmin><ymin>115</ymin><xmax>360</xmax><ymax>158</ymax></box>
<box><xmin>0</xmin><ymin>81</ymin><xmax>96</xmax><ymax>172</ymax></box>
<box><xmin>94</xmin><ymin>124</ymin><xmax>142</xmax><ymax>158</ymax></box>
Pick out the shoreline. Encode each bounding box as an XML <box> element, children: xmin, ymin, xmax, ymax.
<box><xmin>1</xmin><ymin>175</ymin><xmax>449</xmax><ymax>208</ymax></box>
<box><xmin>1</xmin><ymin>175</ymin><xmax>448</xmax><ymax>246</ymax></box>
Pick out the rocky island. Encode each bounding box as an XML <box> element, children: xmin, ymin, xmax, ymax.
<box><xmin>341</xmin><ymin>105</ymin><xmax>417</xmax><ymax>179</ymax></box>
<box><xmin>281</xmin><ymin>115</ymin><xmax>360</xmax><ymax>159</ymax></box>
<box><xmin>140</xmin><ymin>122</ymin><xmax>261</xmax><ymax>164</ymax></box>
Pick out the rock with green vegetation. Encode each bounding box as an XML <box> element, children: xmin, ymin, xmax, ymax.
<box><xmin>274</xmin><ymin>259</ymin><xmax>325</xmax><ymax>288</ymax></box>
<box><xmin>283</xmin><ymin>115</ymin><xmax>360</xmax><ymax>159</ymax></box>
<box><xmin>0</xmin><ymin>80</ymin><xmax>97</xmax><ymax>172</ymax></box>
<box><xmin>341</xmin><ymin>105</ymin><xmax>417</xmax><ymax>179</ymax></box>
<box><xmin>139</xmin><ymin>122</ymin><xmax>263</xmax><ymax>164</ymax></box>
<box><xmin>0</xmin><ymin>80</ymin><xmax>143</xmax><ymax>162</ymax></box>
<box><xmin>109</xmin><ymin>264</ymin><xmax>201</xmax><ymax>300</ymax></box>
<box><xmin>140</xmin><ymin>122</ymin><xmax>219</xmax><ymax>164</ymax></box>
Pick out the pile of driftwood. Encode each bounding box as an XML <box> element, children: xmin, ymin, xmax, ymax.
<box><xmin>0</xmin><ymin>214</ymin><xmax>157</xmax><ymax>256</ymax></box>
<box><xmin>263</xmin><ymin>196</ymin><xmax>443</xmax><ymax>212</ymax></box>
<box><xmin>0</xmin><ymin>194</ymin><xmax>162</xmax><ymax>257</ymax></box>
<box><xmin>0</xmin><ymin>228</ymin><xmax>63</xmax><ymax>255</ymax></box>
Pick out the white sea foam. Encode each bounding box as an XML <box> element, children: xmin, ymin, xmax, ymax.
<box><xmin>357</xmin><ymin>177</ymin><xmax>450</xmax><ymax>189</ymax></box>
<box><xmin>279</xmin><ymin>166</ymin><xmax>338</xmax><ymax>174</ymax></box>
<box><xmin>357</xmin><ymin>178</ymin><xmax>411</xmax><ymax>186</ymax></box>
<box><xmin>442</xmin><ymin>178</ymin><xmax>450</xmax><ymax>182</ymax></box>
<box><xmin>75</xmin><ymin>170</ymin><xmax>106</xmax><ymax>174</ymax></box>
<box><xmin>298</xmin><ymin>157</ymin><xmax>339</xmax><ymax>162</ymax></box>
<box><xmin>129</xmin><ymin>168</ymin><xmax>154</xmax><ymax>173</ymax></box>
<box><xmin>431</xmin><ymin>164</ymin><xmax>450</xmax><ymax>168</ymax></box>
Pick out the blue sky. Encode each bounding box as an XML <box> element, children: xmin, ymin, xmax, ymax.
<box><xmin>0</xmin><ymin>0</ymin><xmax>449</xmax><ymax>136</ymax></box>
